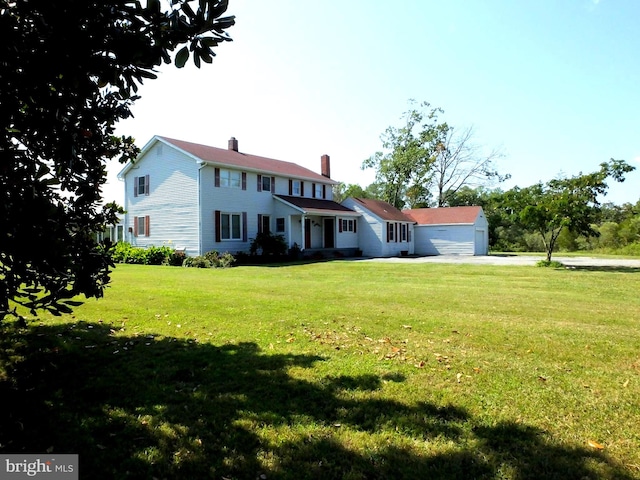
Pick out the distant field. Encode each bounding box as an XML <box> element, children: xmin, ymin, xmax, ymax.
<box><xmin>1</xmin><ymin>262</ymin><xmax>639</xmax><ymax>479</ymax></box>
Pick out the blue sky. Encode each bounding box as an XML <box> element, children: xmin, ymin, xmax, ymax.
<box><xmin>107</xmin><ymin>0</ymin><xmax>640</xmax><ymax>205</ymax></box>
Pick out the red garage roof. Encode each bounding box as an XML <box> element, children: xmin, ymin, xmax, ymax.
<box><xmin>403</xmin><ymin>206</ymin><xmax>483</xmax><ymax>225</ymax></box>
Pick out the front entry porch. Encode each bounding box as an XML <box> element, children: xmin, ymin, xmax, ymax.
<box><xmin>272</xmin><ymin>194</ymin><xmax>361</xmax><ymax>254</ymax></box>
<box><xmin>289</xmin><ymin>214</ymin><xmax>337</xmax><ymax>250</ymax></box>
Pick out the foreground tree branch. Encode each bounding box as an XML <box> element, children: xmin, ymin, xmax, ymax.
<box><xmin>0</xmin><ymin>0</ymin><xmax>234</xmax><ymax>320</ymax></box>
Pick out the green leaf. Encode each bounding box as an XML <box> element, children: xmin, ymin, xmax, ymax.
<box><xmin>175</xmin><ymin>46</ymin><xmax>189</xmax><ymax>68</ymax></box>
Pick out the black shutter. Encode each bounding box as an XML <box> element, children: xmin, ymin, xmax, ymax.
<box><xmin>214</xmin><ymin>211</ymin><xmax>221</xmax><ymax>242</ymax></box>
<box><xmin>242</xmin><ymin>212</ymin><xmax>248</xmax><ymax>242</ymax></box>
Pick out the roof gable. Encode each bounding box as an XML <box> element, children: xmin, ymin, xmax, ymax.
<box><xmin>275</xmin><ymin>195</ymin><xmax>359</xmax><ymax>216</ymax></box>
<box><xmin>350</xmin><ymin>198</ymin><xmax>412</xmax><ymax>222</ymax></box>
<box><xmin>403</xmin><ymin>206</ymin><xmax>483</xmax><ymax>225</ymax></box>
<box><xmin>122</xmin><ymin>136</ymin><xmax>336</xmax><ymax>184</ymax></box>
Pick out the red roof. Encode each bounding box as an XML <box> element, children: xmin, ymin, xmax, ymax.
<box><xmin>351</xmin><ymin>198</ymin><xmax>411</xmax><ymax>222</ymax></box>
<box><xmin>403</xmin><ymin>206</ymin><xmax>482</xmax><ymax>225</ymax></box>
<box><xmin>159</xmin><ymin>136</ymin><xmax>336</xmax><ymax>184</ymax></box>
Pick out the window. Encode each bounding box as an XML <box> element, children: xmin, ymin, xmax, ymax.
<box><xmin>134</xmin><ymin>175</ymin><xmax>149</xmax><ymax>196</ymax></box>
<box><xmin>339</xmin><ymin>219</ymin><xmax>356</xmax><ymax>233</ymax></box>
<box><xmin>292</xmin><ymin>180</ymin><xmax>301</xmax><ymax>196</ymax></box>
<box><xmin>276</xmin><ymin>217</ymin><xmax>285</xmax><ymax>233</ymax></box>
<box><xmin>220</xmin><ymin>169</ymin><xmax>241</xmax><ymax>188</ymax></box>
<box><xmin>137</xmin><ymin>216</ymin><xmax>146</xmax><ymax>235</ymax></box>
<box><xmin>314</xmin><ymin>183</ymin><xmax>323</xmax><ymax>198</ymax></box>
<box><xmin>401</xmin><ymin>224</ymin><xmax>407</xmax><ymax>241</ymax></box>
<box><xmin>133</xmin><ymin>216</ymin><xmax>150</xmax><ymax>237</ymax></box>
<box><xmin>221</xmin><ymin>213</ymin><xmax>242</xmax><ymax>240</ymax></box>
<box><xmin>388</xmin><ymin>222</ymin><xmax>394</xmax><ymax>241</ymax></box>
<box><xmin>261</xmin><ymin>176</ymin><xmax>271</xmax><ymax>192</ymax></box>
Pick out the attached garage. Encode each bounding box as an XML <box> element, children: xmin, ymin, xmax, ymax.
<box><xmin>403</xmin><ymin>206</ymin><xmax>489</xmax><ymax>256</ymax></box>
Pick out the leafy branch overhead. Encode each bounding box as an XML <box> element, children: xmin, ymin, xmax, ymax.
<box><xmin>0</xmin><ymin>0</ymin><xmax>234</xmax><ymax>320</ymax></box>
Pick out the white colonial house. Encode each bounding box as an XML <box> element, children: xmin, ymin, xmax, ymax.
<box><xmin>118</xmin><ymin>136</ymin><xmax>359</xmax><ymax>257</ymax></box>
<box><xmin>118</xmin><ymin>135</ymin><xmax>489</xmax><ymax>258</ymax></box>
<box><xmin>403</xmin><ymin>206</ymin><xmax>489</xmax><ymax>256</ymax></box>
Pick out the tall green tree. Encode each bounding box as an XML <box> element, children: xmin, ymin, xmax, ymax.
<box><xmin>0</xmin><ymin>0</ymin><xmax>234</xmax><ymax>321</ymax></box>
<box><xmin>363</xmin><ymin>100</ymin><xmax>508</xmax><ymax>209</ymax></box>
<box><xmin>507</xmin><ymin>160</ymin><xmax>635</xmax><ymax>261</ymax></box>
<box><xmin>362</xmin><ymin>100</ymin><xmax>448</xmax><ymax>209</ymax></box>
<box><xmin>332</xmin><ymin>183</ymin><xmax>371</xmax><ymax>203</ymax></box>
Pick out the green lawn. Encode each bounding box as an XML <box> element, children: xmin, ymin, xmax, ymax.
<box><xmin>1</xmin><ymin>262</ymin><xmax>639</xmax><ymax>479</ymax></box>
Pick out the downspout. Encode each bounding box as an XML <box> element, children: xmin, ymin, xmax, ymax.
<box><xmin>117</xmin><ymin>172</ymin><xmax>130</xmax><ymax>243</ymax></box>
<box><xmin>197</xmin><ymin>161</ymin><xmax>206</xmax><ymax>255</ymax></box>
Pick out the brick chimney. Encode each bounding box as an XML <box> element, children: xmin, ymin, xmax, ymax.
<box><xmin>228</xmin><ymin>137</ymin><xmax>238</xmax><ymax>152</ymax></box>
<box><xmin>321</xmin><ymin>154</ymin><xmax>330</xmax><ymax>178</ymax></box>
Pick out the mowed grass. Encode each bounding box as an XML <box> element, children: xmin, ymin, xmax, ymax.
<box><xmin>1</xmin><ymin>261</ymin><xmax>639</xmax><ymax>479</ymax></box>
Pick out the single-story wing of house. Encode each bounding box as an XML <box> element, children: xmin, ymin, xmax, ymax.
<box><xmin>340</xmin><ymin>197</ymin><xmax>416</xmax><ymax>257</ymax></box>
<box><xmin>403</xmin><ymin>206</ymin><xmax>489</xmax><ymax>256</ymax></box>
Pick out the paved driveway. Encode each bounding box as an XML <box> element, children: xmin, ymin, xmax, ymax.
<box><xmin>360</xmin><ymin>254</ymin><xmax>640</xmax><ymax>268</ymax></box>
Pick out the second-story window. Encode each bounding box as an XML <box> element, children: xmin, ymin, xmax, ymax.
<box><xmin>292</xmin><ymin>180</ymin><xmax>301</xmax><ymax>196</ymax></box>
<box><xmin>134</xmin><ymin>175</ymin><xmax>150</xmax><ymax>196</ymax></box>
<box><xmin>314</xmin><ymin>184</ymin><xmax>323</xmax><ymax>198</ymax></box>
<box><xmin>262</xmin><ymin>175</ymin><xmax>271</xmax><ymax>192</ymax></box>
<box><xmin>220</xmin><ymin>169</ymin><xmax>241</xmax><ymax>188</ymax></box>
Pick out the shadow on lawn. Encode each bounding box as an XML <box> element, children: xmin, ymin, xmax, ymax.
<box><xmin>564</xmin><ymin>265</ymin><xmax>640</xmax><ymax>274</ymax></box>
<box><xmin>0</xmin><ymin>322</ymin><xmax>633</xmax><ymax>480</ymax></box>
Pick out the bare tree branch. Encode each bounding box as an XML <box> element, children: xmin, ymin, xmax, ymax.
<box><xmin>433</xmin><ymin>126</ymin><xmax>508</xmax><ymax>207</ymax></box>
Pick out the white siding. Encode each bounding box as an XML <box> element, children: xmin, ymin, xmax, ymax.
<box><xmin>414</xmin><ymin>225</ymin><xmax>475</xmax><ymax>255</ymax></box>
<box><xmin>200</xmin><ymin>170</ymin><xmax>335</xmax><ymax>254</ymax></box>
<box><xmin>412</xmin><ymin>210</ymin><xmax>489</xmax><ymax>256</ymax></box>
<box><xmin>124</xmin><ymin>143</ymin><xmax>200</xmax><ymax>255</ymax></box>
<box><xmin>341</xmin><ymin>199</ymin><xmax>414</xmax><ymax>257</ymax></box>
<box><xmin>335</xmin><ymin>217</ymin><xmax>359</xmax><ymax>249</ymax></box>
<box><xmin>341</xmin><ymin>200</ymin><xmax>383</xmax><ymax>256</ymax></box>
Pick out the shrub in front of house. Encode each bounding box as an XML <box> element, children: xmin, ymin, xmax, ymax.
<box><xmin>112</xmin><ymin>242</ymin><xmax>147</xmax><ymax>264</ymax></box>
<box><xmin>183</xmin><ymin>256</ymin><xmax>212</xmax><ymax>268</ymax></box>
<box><xmin>249</xmin><ymin>232</ymin><xmax>288</xmax><ymax>257</ymax></box>
<box><xmin>168</xmin><ymin>250</ymin><xmax>187</xmax><ymax>266</ymax></box>
<box><xmin>112</xmin><ymin>243</ymin><xmax>236</xmax><ymax>268</ymax></box>
<box><xmin>182</xmin><ymin>251</ymin><xmax>235</xmax><ymax>269</ymax></box>
<box><xmin>145</xmin><ymin>246</ymin><xmax>174</xmax><ymax>265</ymax></box>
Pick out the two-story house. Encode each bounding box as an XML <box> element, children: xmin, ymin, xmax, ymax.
<box><xmin>118</xmin><ymin>136</ymin><xmax>360</xmax><ymax>256</ymax></box>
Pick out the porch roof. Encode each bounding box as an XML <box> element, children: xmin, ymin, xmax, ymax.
<box><xmin>274</xmin><ymin>195</ymin><xmax>360</xmax><ymax>217</ymax></box>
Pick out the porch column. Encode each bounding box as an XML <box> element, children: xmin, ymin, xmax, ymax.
<box><xmin>287</xmin><ymin>215</ymin><xmax>293</xmax><ymax>248</ymax></box>
<box><xmin>300</xmin><ymin>214</ymin><xmax>306</xmax><ymax>250</ymax></box>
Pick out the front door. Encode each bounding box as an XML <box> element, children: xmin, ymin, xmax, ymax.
<box><xmin>323</xmin><ymin>218</ymin><xmax>335</xmax><ymax>248</ymax></box>
<box><xmin>304</xmin><ymin>218</ymin><xmax>311</xmax><ymax>249</ymax></box>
